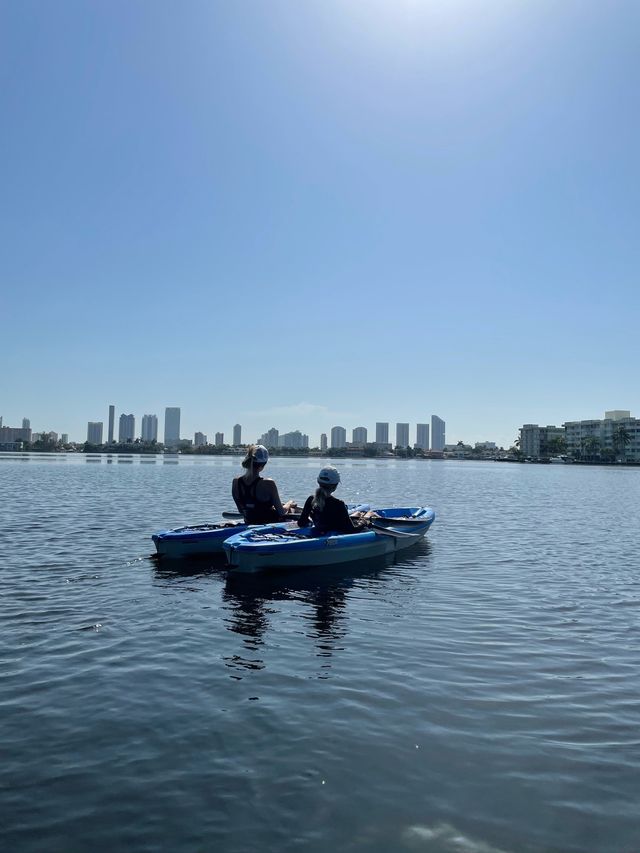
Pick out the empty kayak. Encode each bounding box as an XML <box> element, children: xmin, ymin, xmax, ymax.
<box><xmin>223</xmin><ymin>506</ymin><xmax>435</xmax><ymax>572</ymax></box>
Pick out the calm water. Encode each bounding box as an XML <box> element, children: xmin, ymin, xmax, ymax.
<box><xmin>1</xmin><ymin>455</ymin><xmax>639</xmax><ymax>853</ymax></box>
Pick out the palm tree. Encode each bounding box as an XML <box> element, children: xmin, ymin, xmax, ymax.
<box><xmin>582</xmin><ymin>436</ymin><xmax>601</xmax><ymax>461</ymax></box>
<box><xmin>613</xmin><ymin>425</ymin><xmax>631</xmax><ymax>462</ymax></box>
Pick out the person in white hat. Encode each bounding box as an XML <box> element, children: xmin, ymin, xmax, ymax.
<box><xmin>298</xmin><ymin>466</ymin><xmax>372</xmax><ymax>534</ymax></box>
<box><xmin>232</xmin><ymin>444</ymin><xmax>295</xmax><ymax>524</ymax></box>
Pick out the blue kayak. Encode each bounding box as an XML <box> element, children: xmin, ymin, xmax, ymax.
<box><xmin>152</xmin><ymin>504</ymin><xmax>371</xmax><ymax>558</ymax></box>
<box><xmin>223</xmin><ymin>506</ymin><xmax>435</xmax><ymax>572</ymax></box>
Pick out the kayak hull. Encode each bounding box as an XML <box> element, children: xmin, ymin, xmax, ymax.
<box><xmin>224</xmin><ymin>507</ymin><xmax>435</xmax><ymax>572</ymax></box>
<box><xmin>152</xmin><ymin>504</ymin><xmax>371</xmax><ymax>559</ymax></box>
<box><xmin>152</xmin><ymin>521</ymin><xmax>247</xmax><ymax>558</ymax></box>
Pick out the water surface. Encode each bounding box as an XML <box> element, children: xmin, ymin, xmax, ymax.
<box><xmin>2</xmin><ymin>455</ymin><xmax>639</xmax><ymax>852</ymax></box>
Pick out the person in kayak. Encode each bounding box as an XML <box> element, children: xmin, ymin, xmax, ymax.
<box><xmin>232</xmin><ymin>444</ymin><xmax>295</xmax><ymax>524</ymax></box>
<box><xmin>298</xmin><ymin>466</ymin><xmax>374</xmax><ymax>534</ymax></box>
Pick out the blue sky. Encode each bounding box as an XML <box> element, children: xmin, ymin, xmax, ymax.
<box><xmin>1</xmin><ymin>0</ymin><xmax>639</xmax><ymax>447</ymax></box>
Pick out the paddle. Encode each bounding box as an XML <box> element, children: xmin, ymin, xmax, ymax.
<box><xmin>369</xmin><ymin>521</ymin><xmax>420</xmax><ymax>539</ymax></box>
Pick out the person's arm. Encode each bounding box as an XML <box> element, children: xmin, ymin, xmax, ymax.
<box><xmin>265</xmin><ymin>479</ymin><xmax>286</xmax><ymax>518</ymax></box>
<box><xmin>231</xmin><ymin>478</ymin><xmax>245</xmax><ymax>517</ymax></box>
<box><xmin>297</xmin><ymin>496</ymin><xmax>314</xmax><ymax>527</ymax></box>
<box><xmin>336</xmin><ymin>499</ymin><xmax>367</xmax><ymax>533</ymax></box>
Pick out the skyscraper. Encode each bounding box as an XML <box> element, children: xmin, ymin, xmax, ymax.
<box><xmin>352</xmin><ymin>427</ymin><xmax>367</xmax><ymax>445</ymax></box>
<box><xmin>108</xmin><ymin>405</ymin><xmax>115</xmax><ymax>443</ymax></box>
<box><xmin>396</xmin><ymin>423</ymin><xmax>409</xmax><ymax>448</ymax></box>
<box><xmin>87</xmin><ymin>422</ymin><xmax>103</xmax><ymax>444</ymax></box>
<box><xmin>431</xmin><ymin>415</ymin><xmax>446</xmax><ymax>451</ymax></box>
<box><xmin>259</xmin><ymin>427</ymin><xmax>279</xmax><ymax>448</ymax></box>
<box><xmin>119</xmin><ymin>414</ymin><xmax>135</xmax><ymax>443</ymax></box>
<box><xmin>320</xmin><ymin>433</ymin><xmax>328</xmax><ymax>452</ymax></box>
<box><xmin>22</xmin><ymin>418</ymin><xmax>30</xmax><ymax>429</ymax></box>
<box><xmin>164</xmin><ymin>407</ymin><xmax>181</xmax><ymax>448</ymax></box>
<box><xmin>416</xmin><ymin>423</ymin><xmax>430</xmax><ymax>450</ymax></box>
<box><xmin>141</xmin><ymin>414</ymin><xmax>158</xmax><ymax>442</ymax></box>
<box><xmin>330</xmin><ymin>426</ymin><xmax>346</xmax><ymax>448</ymax></box>
<box><xmin>233</xmin><ymin>424</ymin><xmax>242</xmax><ymax>446</ymax></box>
<box><xmin>376</xmin><ymin>422</ymin><xmax>389</xmax><ymax>444</ymax></box>
<box><xmin>215</xmin><ymin>432</ymin><xmax>224</xmax><ymax>446</ymax></box>
<box><xmin>194</xmin><ymin>432</ymin><xmax>207</xmax><ymax>447</ymax></box>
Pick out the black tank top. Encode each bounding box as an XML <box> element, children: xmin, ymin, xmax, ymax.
<box><xmin>237</xmin><ymin>476</ymin><xmax>279</xmax><ymax>525</ymax></box>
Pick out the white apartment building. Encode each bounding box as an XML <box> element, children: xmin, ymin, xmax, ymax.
<box><xmin>395</xmin><ymin>423</ymin><xmax>409</xmax><ymax>448</ymax></box>
<box><xmin>519</xmin><ymin>424</ymin><xmax>564</xmax><ymax>458</ymax></box>
<box><xmin>331</xmin><ymin>426</ymin><xmax>347</xmax><ymax>448</ymax></box>
<box><xmin>215</xmin><ymin>432</ymin><xmax>224</xmax><ymax>446</ymax></box>
<box><xmin>141</xmin><ymin>414</ymin><xmax>158</xmax><ymax>443</ymax></box>
<box><xmin>320</xmin><ymin>433</ymin><xmax>328</xmax><ymax>452</ymax></box>
<box><xmin>233</xmin><ymin>424</ymin><xmax>242</xmax><ymax>446</ymax></box>
<box><xmin>87</xmin><ymin>422</ymin><xmax>103</xmax><ymax>444</ymax></box>
<box><xmin>259</xmin><ymin>427</ymin><xmax>279</xmax><ymax>448</ymax></box>
<box><xmin>118</xmin><ymin>414</ymin><xmax>135</xmax><ymax>443</ymax></box>
<box><xmin>164</xmin><ymin>407</ymin><xmax>181</xmax><ymax>448</ymax></box>
<box><xmin>415</xmin><ymin>423</ymin><xmax>430</xmax><ymax>451</ymax></box>
<box><xmin>352</xmin><ymin>427</ymin><xmax>367</xmax><ymax>446</ymax></box>
<box><xmin>194</xmin><ymin>432</ymin><xmax>207</xmax><ymax>447</ymax></box>
<box><xmin>280</xmin><ymin>431</ymin><xmax>309</xmax><ymax>449</ymax></box>
<box><xmin>564</xmin><ymin>412</ymin><xmax>640</xmax><ymax>461</ymax></box>
<box><xmin>431</xmin><ymin>415</ymin><xmax>446</xmax><ymax>451</ymax></box>
<box><xmin>375</xmin><ymin>422</ymin><xmax>389</xmax><ymax>444</ymax></box>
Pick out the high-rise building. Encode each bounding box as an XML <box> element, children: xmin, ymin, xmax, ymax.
<box><xmin>330</xmin><ymin>426</ymin><xmax>347</xmax><ymax>448</ymax></box>
<box><xmin>164</xmin><ymin>407</ymin><xmax>181</xmax><ymax>448</ymax></box>
<box><xmin>194</xmin><ymin>431</ymin><xmax>207</xmax><ymax>447</ymax></box>
<box><xmin>416</xmin><ymin>423</ymin><xmax>430</xmax><ymax>451</ymax></box>
<box><xmin>233</xmin><ymin>424</ymin><xmax>242</xmax><ymax>446</ymax></box>
<box><xmin>108</xmin><ymin>405</ymin><xmax>115</xmax><ymax>443</ymax></box>
<box><xmin>119</xmin><ymin>414</ymin><xmax>135</xmax><ymax>443</ymax></box>
<box><xmin>395</xmin><ymin>423</ymin><xmax>409</xmax><ymax>448</ymax></box>
<box><xmin>61</xmin><ymin>434</ymin><xmax>69</xmax><ymax>445</ymax></box>
<box><xmin>352</xmin><ymin>427</ymin><xmax>367</xmax><ymax>445</ymax></box>
<box><xmin>215</xmin><ymin>432</ymin><xmax>224</xmax><ymax>447</ymax></box>
<box><xmin>22</xmin><ymin>418</ymin><xmax>30</xmax><ymax>429</ymax></box>
<box><xmin>141</xmin><ymin>414</ymin><xmax>158</xmax><ymax>442</ymax></box>
<box><xmin>259</xmin><ymin>427</ymin><xmax>279</xmax><ymax>448</ymax></box>
<box><xmin>87</xmin><ymin>422</ymin><xmax>103</xmax><ymax>444</ymax></box>
<box><xmin>320</xmin><ymin>433</ymin><xmax>328</xmax><ymax>452</ymax></box>
<box><xmin>376</xmin><ymin>422</ymin><xmax>389</xmax><ymax>444</ymax></box>
<box><xmin>431</xmin><ymin>415</ymin><xmax>446</xmax><ymax>451</ymax></box>
<box><xmin>0</xmin><ymin>426</ymin><xmax>32</xmax><ymax>443</ymax></box>
<box><xmin>280</xmin><ymin>430</ymin><xmax>309</xmax><ymax>449</ymax></box>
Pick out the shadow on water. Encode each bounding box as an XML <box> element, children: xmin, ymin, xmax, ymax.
<box><xmin>149</xmin><ymin>540</ymin><xmax>433</xmax><ymax>674</ymax></box>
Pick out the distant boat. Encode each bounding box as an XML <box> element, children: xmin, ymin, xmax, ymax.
<box><xmin>549</xmin><ymin>456</ymin><xmax>572</xmax><ymax>464</ymax></box>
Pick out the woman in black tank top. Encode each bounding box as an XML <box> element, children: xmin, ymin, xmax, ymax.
<box><xmin>232</xmin><ymin>444</ymin><xmax>295</xmax><ymax>524</ymax></box>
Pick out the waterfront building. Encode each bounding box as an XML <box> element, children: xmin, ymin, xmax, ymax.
<box><xmin>22</xmin><ymin>418</ymin><xmax>30</xmax><ymax>429</ymax></box>
<box><xmin>108</xmin><ymin>405</ymin><xmax>115</xmax><ymax>443</ymax></box>
<box><xmin>215</xmin><ymin>432</ymin><xmax>224</xmax><ymax>447</ymax></box>
<box><xmin>233</xmin><ymin>424</ymin><xmax>242</xmax><ymax>446</ymax></box>
<box><xmin>141</xmin><ymin>414</ymin><xmax>158</xmax><ymax>443</ymax></box>
<box><xmin>375</xmin><ymin>422</ymin><xmax>389</xmax><ymax>444</ymax></box>
<box><xmin>0</xmin><ymin>426</ymin><xmax>32</xmax><ymax>443</ymax></box>
<box><xmin>194</xmin><ymin>432</ymin><xmax>207</xmax><ymax>447</ymax></box>
<box><xmin>563</xmin><ymin>412</ymin><xmax>640</xmax><ymax>461</ymax></box>
<box><xmin>352</xmin><ymin>427</ymin><xmax>367</xmax><ymax>446</ymax></box>
<box><xmin>415</xmin><ymin>423</ymin><xmax>430</xmax><ymax>451</ymax></box>
<box><xmin>519</xmin><ymin>424</ymin><xmax>564</xmax><ymax>458</ymax></box>
<box><xmin>61</xmin><ymin>434</ymin><xmax>69</xmax><ymax>445</ymax></box>
<box><xmin>87</xmin><ymin>422</ymin><xmax>103</xmax><ymax>444</ymax></box>
<box><xmin>118</xmin><ymin>414</ymin><xmax>135</xmax><ymax>443</ymax></box>
<box><xmin>431</xmin><ymin>415</ymin><xmax>446</xmax><ymax>451</ymax></box>
<box><xmin>331</xmin><ymin>426</ymin><xmax>347</xmax><ymax>449</ymax></box>
<box><xmin>396</xmin><ymin>422</ymin><xmax>410</xmax><ymax>448</ymax></box>
<box><xmin>280</xmin><ymin>430</ymin><xmax>309</xmax><ymax>449</ymax></box>
<box><xmin>259</xmin><ymin>427</ymin><xmax>279</xmax><ymax>448</ymax></box>
<box><xmin>320</xmin><ymin>433</ymin><xmax>328</xmax><ymax>452</ymax></box>
<box><xmin>163</xmin><ymin>407</ymin><xmax>181</xmax><ymax>448</ymax></box>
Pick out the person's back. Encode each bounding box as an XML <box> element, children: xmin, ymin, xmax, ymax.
<box><xmin>298</xmin><ymin>466</ymin><xmax>368</xmax><ymax>535</ymax></box>
<box><xmin>232</xmin><ymin>445</ymin><xmax>292</xmax><ymax>524</ymax></box>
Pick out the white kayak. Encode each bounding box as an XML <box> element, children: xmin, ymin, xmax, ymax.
<box><xmin>223</xmin><ymin>506</ymin><xmax>435</xmax><ymax>572</ymax></box>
